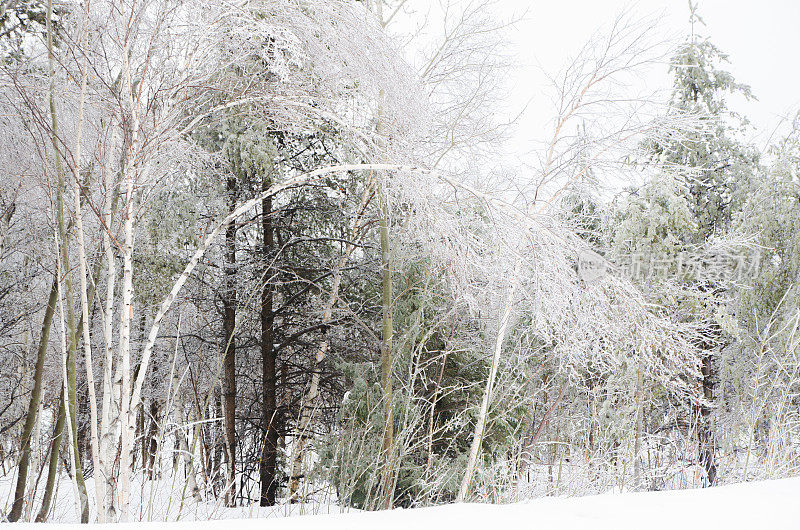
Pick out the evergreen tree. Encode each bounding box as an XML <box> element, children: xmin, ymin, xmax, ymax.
<box><xmin>635</xmin><ymin>3</ymin><xmax>760</xmax><ymax>486</ymax></box>
<box><xmin>647</xmin><ymin>4</ymin><xmax>759</xmax><ymax>240</ymax></box>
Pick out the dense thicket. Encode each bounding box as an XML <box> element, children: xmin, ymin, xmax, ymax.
<box><xmin>0</xmin><ymin>0</ymin><xmax>798</xmax><ymax>523</ymax></box>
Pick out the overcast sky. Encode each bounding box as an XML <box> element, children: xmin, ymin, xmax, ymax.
<box><xmin>501</xmin><ymin>0</ymin><xmax>800</xmax><ymax>158</ymax></box>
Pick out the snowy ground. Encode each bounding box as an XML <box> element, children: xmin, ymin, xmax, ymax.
<box><xmin>4</xmin><ymin>477</ymin><xmax>799</xmax><ymax>529</ymax></box>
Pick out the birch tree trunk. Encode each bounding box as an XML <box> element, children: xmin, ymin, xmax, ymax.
<box><xmin>98</xmin><ymin>132</ymin><xmax>120</xmax><ymax>522</ymax></box>
<box><xmin>53</xmin><ymin>224</ymin><xmax>87</xmax><ymax>524</ymax></box>
<box><xmin>117</xmin><ymin>134</ymin><xmax>136</xmax><ymax>523</ymax></box>
<box><xmin>287</xmin><ymin>259</ymin><xmax>348</xmax><ymax>503</ymax></box>
<box><xmin>289</xmin><ymin>175</ymin><xmax>375</xmax><ymax>502</ymax></box>
<box><xmin>457</xmin><ymin>281</ymin><xmax>517</xmax><ymax>502</ymax></box>
<box><xmin>71</xmin><ymin>2</ymin><xmax>103</xmax><ymax>515</ymax></box>
<box><xmin>117</xmin><ymin>35</ymin><xmax>141</xmax><ymax>522</ymax></box>
<box><xmin>46</xmin><ymin>0</ymin><xmax>88</xmax><ymax>517</ymax></box>
<box><xmin>455</xmin><ymin>55</ymin><xmax>592</xmax><ymax>499</ymax></box>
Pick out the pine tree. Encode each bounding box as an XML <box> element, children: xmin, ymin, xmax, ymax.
<box><xmin>639</xmin><ymin>2</ymin><xmax>760</xmax><ymax>486</ymax></box>
<box><xmin>648</xmin><ymin>4</ymin><xmax>759</xmax><ymax>240</ymax></box>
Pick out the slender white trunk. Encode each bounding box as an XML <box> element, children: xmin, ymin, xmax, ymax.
<box><xmin>457</xmin><ymin>103</ymin><xmax>575</xmax><ymax>500</ymax></box>
<box><xmin>173</xmin><ymin>368</ymin><xmax>201</xmax><ymax>501</ymax></box>
<box><xmin>54</xmin><ymin>234</ymin><xmax>82</xmax><ymax>522</ymax></box>
<box><xmin>117</xmin><ymin>32</ymin><xmax>142</xmax><ymax>521</ymax></box>
<box><xmin>117</xmin><ymin>168</ymin><xmax>135</xmax><ymax>522</ymax></box>
<box><xmin>458</xmin><ymin>280</ymin><xmax>517</xmax><ymax>502</ymax></box>
<box><xmin>71</xmin><ymin>4</ymin><xmax>103</xmax><ymax>518</ymax></box>
<box><xmin>99</xmin><ymin>131</ymin><xmax>119</xmax><ymax>521</ymax></box>
<box><xmin>289</xmin><ymin>177</ymin><xmax>374</xmax><ymax>502</ymax></box>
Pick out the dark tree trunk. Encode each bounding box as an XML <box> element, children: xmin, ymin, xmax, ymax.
<box><xmin>259</xmin><ymin>188</ymin><xmax>279</xmax><ymax>506</ymax></box>
<box><xmin>36</xmin><ymin>390</ymin><xmax>65</xmax><ymax>523</ymax></box>
<box><xmin>213</xmin><ymin>389</ymin><xmax>223</xmax><ymax>498</ymax></box>
<box><xmin>222</xmin><ymin>173</ymin><xmax>237</xmax><ymax>506</ymax></box>
<box><xmin>699</xmin><ymin>353</ymin><xmax>717</xmax><ymax>486</ymax></box>
<box><xmin>8</xmin><ymin>276</ymin><xmax>58</xmax><ymax>522</ymax></box>
<box><xmin>145</xmin><ymin>401</ymin><xmax>160</xmax><ymax>479</ymax></box>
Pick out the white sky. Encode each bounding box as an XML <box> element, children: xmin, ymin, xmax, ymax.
<box><xmin>503</xmin><ymin>0</ymin><xmax>800</xmax><ymax>155</ymax></box>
